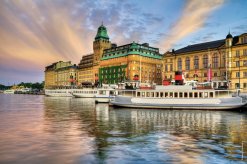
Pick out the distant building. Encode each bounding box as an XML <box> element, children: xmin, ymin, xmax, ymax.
<box><xmin>44</xmin><ymin>61</ymin><xmax>77</xmax><ymax>88</ymax></box>
<box><xmin>163</xmin><ymin>32</ymin><xmax>247</xmax><ymax>90</ymax></box>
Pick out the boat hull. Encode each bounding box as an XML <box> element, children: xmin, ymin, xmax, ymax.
<box><xmin>95</xmin><ymin>96</ymin><xmax>114</xmax><ymax>103</ymax></box>
<box><xmin>110</xmin><ymin>96</ymin><xmax>246</xmax><ymax>110</ymax></box>
<box><xmin>44</xmin><ymin>89</ymin><xmax>73</xmax><ymax>97</ymax></box>
<box><xmin>72</xmin><ymin>94</ymin><xmax>96</xmax><ymax>98</ymax></box>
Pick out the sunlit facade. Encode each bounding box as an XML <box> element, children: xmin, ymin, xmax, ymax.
<box><xmin>77</xmin><ymin>54</ymin><xmax>94</xmax><ymax>84</ymax></box>
<box><xmin>44</xmin><ymin>61</ymin><xmax>77</xmax><ymax>88</ymax></box>
<box><xmin>163</xmin><ymin>33</ymin><xmax>247</xmax><ymax>90</ymax></box>
<box><xmin>100</xmin><ymin>42</ymin><xmax>163</xmax><ymax>84</ymax></box>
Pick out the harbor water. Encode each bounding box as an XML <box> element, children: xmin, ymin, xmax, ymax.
<box><xmin>0</xmin><ymin>94</ymin><xmax>247</xmax><ymax>163</ymax></box>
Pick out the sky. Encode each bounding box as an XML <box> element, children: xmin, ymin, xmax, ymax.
<box><xmin>0</xmin><ymin>0</ymin><xmax>247</xmax><ymax>85</ymax></box>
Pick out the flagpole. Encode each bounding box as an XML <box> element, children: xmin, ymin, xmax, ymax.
<box><xmin>140</xmin><ymin>55</ymin><xmax>142</xmax><ymax>83</ymax></box>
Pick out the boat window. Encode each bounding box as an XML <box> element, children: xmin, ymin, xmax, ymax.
<box><xmin>137</xmin><ymin>92</ymin><xmax>141</xmax><ymax>97</ymax></box>
<box><xmin>142</xmin><ymin>92</ymin><xmax>145</xmax><ymax>97</ymax></box>
<box><xmin>174</xmin><ymin>92</ymin><xmax>178</xmax><ymax>98</ymax></box>
<box><xmin>210</xmin><ymin>92</ymin><xmax>214</xmax><ymax>98</ymax></box>
<box><xmin>179</xmin><ymin>92</ymin><xmax>183</xmax><ymax>98</ymax></box>
<box><xmin>199</xmin><ymin>92</ymin><xmax>203</xmax><ymax>98</ymax></box>
<box><xmin>165</xmin><ymin>92</ymin><xmax>169</xmax><ymax>97</ymax></box>
<box><xmin>194</xmin><ymin>92</ymin><xmax>198</xmax><ymax>98</ymax></box>
<box><xmin>189</xmin><ymin>92</ymin><xmax>193</xmax><ymax>98</ymax></box>
<box><xmin>184</xmin><ymin>92</ymin><xmax>188</xmax><ymax>98</ymax></box>
<box><xmin>151</xmin><ymin>92</ymin><xmax>154</xmax><ymax>97</ymax></box>
<box><xmin>169</xmin><ymin>92</ymin><xmax>173</xmax><ymax>97</ymax></box>
<box><xmin>147</xmin><ymin>92</ymin><xmax>150</xmax><ymax>97</ymax></box>
<box><xmin>156</xmin><ymin>92</ymin><xmax>159</xmax><ymax>97</ymax></box>
<box><xmin>204</xmin><ymin>92</ymin><xmax>208</xmax><ymax>98</ymax></box>
<box><xmin>160</xmin><ymin>92</ymin><xmax>164</xmax><ymax>98</ymax></box>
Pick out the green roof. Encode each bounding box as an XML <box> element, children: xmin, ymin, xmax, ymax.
<box><xmin>95</xmin><ymin>25</ymin><xmax>109</xmax><ymax>40</ymax></box>
<box><xmin>101</xmin><ymin>42</ymin><xmax>162</xmax><ymax>60</ymax></box>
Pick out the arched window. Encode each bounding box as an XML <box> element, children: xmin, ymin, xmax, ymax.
<box><xmin>212</xmin><ymin>53</ymin><xmax>218</xmax><ymax>68</ymax></box>
<box><xmin>203</xmin><ymin>54</ymin><xmax>208</xmax><ymax>68</ymax></box>
<box><xmin>185</xmin><ymin>57</ymin><xmax>190</xmax><ymax>70</ymax></box>
<box><xmin>177</xmin><ymin>58</ymin><xmax>182</xmax><ymax>70</ymax></box>
<box><xmin>194</xmin><ymin>56</ymin><xmax>199</xmax><ymax>69</ymax></box>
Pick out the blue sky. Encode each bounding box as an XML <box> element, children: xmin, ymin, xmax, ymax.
<box><xmin>0</xmin><ymin>0</ymin><xmax>247</xmax><ymax>85</ymax></box>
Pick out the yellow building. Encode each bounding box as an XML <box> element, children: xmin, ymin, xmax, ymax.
<box><xmin>44</xmin><ymin>61</ymin><xmax>77</xmax><ymax>88</ymax></box>
<box><xmin>163</xmin><ymin>32</ymin><xmax>247</xmax><ymax>90</ymax></box>
<box><xmin>77</xmin><ymin>54</ymin><xmax>94</xmax><ymax>84</ymax></box>
<box><xmin>100</xmin><ymin>42</ymin><xmax>163</xmax><ymax>84</ymax></box>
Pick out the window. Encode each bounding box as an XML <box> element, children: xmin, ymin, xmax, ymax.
<box><xmin>244</xmin><ymin>72</ymin><xmax>247</xmax><ymax>77</ymax></box>
<box><xmin>241</xmin><ymin>36</ymin><xmax>247</xmax><ymax>44</ymax></box>
<box><xmin>236</xmin><ymin>72</ymin><xmax>240</xmax><ymax>78</ymax></box>
<box><xmin>244</xmin><ymin>83</ymin><xmax>247</xmax><ymax>88</ymax></box>
<box><xmin>244</xmin><ymin>60</ymin><xmax>247</xmax><ymax>66</ymax></box>
<box><xmin>204</xmin><ymin>73</ymin><xmax>207</xmax><ymax>77</ymax></box>
<box><xmin>214</xmin><ymin>72</ymin><xmax>217</xmax><ymax>77</ymax></box>
<box><xmin>236</xmin><ymin>61</ymin><xmax>240</xmax><ymax>67</ymax></box>
<box><xmin>222</xmin><ymin>53</ymin><xmax>226</xmax><ymax>67</ymax></box>
<box><xmin>185</xmin><ymin>57</ymin><xmax>190</xmax><ymax>70</ymax></box>
<box><xmin>244</xmin><ymin>49</ymin><xmax>247</xmax><ymax>56</ymax></box>
<box><xmin>212</xmin><ymin>53</ymin><xmax>218</xmax><ymax>68</ymax></box>
<box><xmin>178</xmin><ymin>58</ymin><xmax>182</xmax><ymax>70</ymax></box>
<box><xmin>165</xmin><ymin>65</ymin><xmax>168</xmax><ymax>71</ymax></box>
<box><xmin>170</xmin><ymin>64</ymin><xmax>173</xmax><ymax>71</ymax></box>
<box><xmin>203</xmin><ymin>54</ymin><xmax>208</xmax><ymax>68</ymax></box>
<box><xmin>236</xmin><ymin>50</ymin><xmax>240</xmax><ymax>57</ymax></box>
<box><xmin>194</xmin><ymin>56</ymin><xmax>199</xmax><ymax>69</ymax></box>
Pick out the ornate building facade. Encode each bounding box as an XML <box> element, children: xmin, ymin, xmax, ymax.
<box><xmin>77</xmin><ymin>54</ymin><xmax>94</xmax><ymax>84</ymax></box>
<box><xmin>44</xmin><ymin>61</ymin><xmax>77</xmax><ymax>88</ymax></box>
<box><xmin>100</xmin><ymin>42</ymin><xmax>163</xmax><ymax>84</ymax></box>
<box><xmin>163</xmin><ymin>32</ymin><xmax>247</xmax><ymax>90</ymax></box>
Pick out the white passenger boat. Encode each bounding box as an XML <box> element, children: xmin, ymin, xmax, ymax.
<box><xmin>72</xmin><ymin>88</ymin><xmax>98</xmax><ymax>98</ymax></box>
<box><xmin>44</xmin><ymin>89</ymin><xmax>73</xmax><ymax>97</ymax></box>
<box><xmin>3</xmin><ymin>89</ymin><xmax>15</xmax><ymax>94</ymax></box>
<box><xmin>110</xmin><ymin>85</ymin><xmax>246</xmax><ymax>110</ymax></box>
<box><xmin>95</xmin><ymin>88</ymin><xmax>115</xmax><ymax>103</ymax></box>
<box><xmin>73</xmin><ymin>87</ymin><xmax>116</xmax><ymax>102</ymax></box>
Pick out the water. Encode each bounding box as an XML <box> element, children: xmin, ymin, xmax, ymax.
<box><xmin>0</xmin><ymin>94</ymin><xmax>247</xmax><ymax>164</ymax></box>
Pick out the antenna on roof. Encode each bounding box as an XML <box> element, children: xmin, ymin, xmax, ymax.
<box><xmin>101</xmin><ymin>21</ymin><xmax>103</xmax><ymax>26</ymax></box>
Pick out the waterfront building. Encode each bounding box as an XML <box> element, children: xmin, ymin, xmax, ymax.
<box><xmin>45</xmin><ymin>62</ymin><xmax>57</xmax><ymax>88</ymax></box>
<box><xmin>44</xmin><ymin>61</ymin><xmax>77</xmax><ymax>88</ymax></box>
<box><xmin>100</xmin><ymin>42</ymin><xmax>163</xmax><ymax>84</ymax></box>
<box><xmin>77</xmin><ymin>54</ymin><xmax>94</xmax><ymax>84</ymax></box>
<box><xmin>93</xmin><ymin>24</ymin><xmax>112</xmax><ymax>83</ymax></box>
<box><xmin>163</xmin><ymin>32</ymin><xmax>247</xmax><ymax>90</ymax></box>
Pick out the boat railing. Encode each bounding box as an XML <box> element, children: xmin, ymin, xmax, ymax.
<box><xmin>214</xmin><ymin>90</ymin><xmax>236</xmax><ymax>98</ymax></box>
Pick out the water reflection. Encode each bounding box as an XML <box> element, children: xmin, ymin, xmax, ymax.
<box><xmin>0</xmin><ymin>94</ymin><xmax>246</xmax><ymax>163</ymax></box>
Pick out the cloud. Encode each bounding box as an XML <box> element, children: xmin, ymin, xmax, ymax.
<box><xmin>158</xmin><ymin>0</ymin><xmax>224</xmax><ymax>51</ymax></box>
<box><xmin>0</xmin><ymin>0</ymin><xmax>165</xmax><ymax>85</ymax></box>
<box><xmin>0</xmin><ymin>0</ymin><xmax>96</xmax><ymax>84</ymax></box>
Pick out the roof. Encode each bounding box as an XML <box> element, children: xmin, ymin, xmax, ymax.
<box><xmin>95</xmin><ymin>25</ymin><xmax>109</xmax><ymax>40</ymax></box>
<box><xmin>174</xmin><ymin>39</ymin><xmax>225</xmax><ymax>54</ymax></box>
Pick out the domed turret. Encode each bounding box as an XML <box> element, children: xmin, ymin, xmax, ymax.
<box><xmin>95</xmin><ymin>24</ymin><xmax>109</xmax><ymax>40</ymax></box>
<box><xmin>226</xmin><ymin>33</ymin><xmax>233</xmax><ymax>39</ymax></box>
<box><xmin>225</xmin><ymin>32</ymin><xmax>233</xmax><ymax>47</ymax></box>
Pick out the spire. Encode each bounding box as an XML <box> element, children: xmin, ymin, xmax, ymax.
<box><xmin>226</xmin><ymin>28</ymin><xmax>233</xmax><ymax>39</ymax></box>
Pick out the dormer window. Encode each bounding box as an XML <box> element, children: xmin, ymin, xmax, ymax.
<box><xmin>241</xmin><ymin>36</ymin><xmax>247</xmax><ymax>44</ymax></box>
